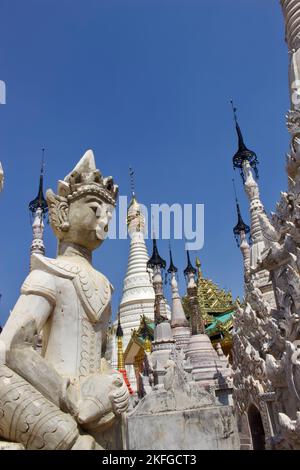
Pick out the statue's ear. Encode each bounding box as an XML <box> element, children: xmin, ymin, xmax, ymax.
<box><xmin>46</xmin><ymin>189</ymin><xmax>70</xmax><ymax>237</ymax></box>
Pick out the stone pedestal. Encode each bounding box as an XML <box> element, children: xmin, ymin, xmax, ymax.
<box><xmin>126</xmin><ymin>376</ymin><xmax>240</xmax><ymax>450</ymax></box>
<box><xmin>126</xmin><ymin>405</ymin><xmax>240</xmax><ymax>450</ymax></box>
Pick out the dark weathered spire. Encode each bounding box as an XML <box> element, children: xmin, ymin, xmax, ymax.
<box><xmin>183</xmin><ymin>250</ymin><xmax>196</xmax><ymax>277</ymax></box>
<box><xmin>231</xmin><ymin>100</ymin><xmax>259</xmax><ymax>183</ymax></box>
<box><xmin>147</xmin><ymin>238</ymin><xmax>166</xmax><ymax>270</ymax></box>
<box><xmin>167</xmin><ymin>246</ymin><xmax>177</xmax><ymax>274</ymax></box>
<box><xmin>116</xmin><ymin>310</ymin><xmax>123</xmax><ymax>338</ymax></box>
<box><xmin>232</xmin><ymin>179</ymin><xmax>250</xmax><ymax>246</ymax></box>
<box><xmin>28</xmin><ymin>148</ymin><xmax>48</xmax><ymax>217</ymax></box>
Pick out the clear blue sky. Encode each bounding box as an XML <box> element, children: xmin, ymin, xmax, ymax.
<box><xmin>0</xmin><ymin>0</ymin><xmax>290</xmax><ymax>325</ymax></box>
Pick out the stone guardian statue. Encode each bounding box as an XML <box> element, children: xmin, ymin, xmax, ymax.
<box><xmin>0</xmin><ymin>150</ymin><xmax>129</xmax><ymax>450</ymax></box>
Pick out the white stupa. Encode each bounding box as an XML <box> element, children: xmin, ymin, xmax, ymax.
<box><xmin>119</xmin><ymin>194</ymin><xmax>155</xmax><ymax>351</ymax></box>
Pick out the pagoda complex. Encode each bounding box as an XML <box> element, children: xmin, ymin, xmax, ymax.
<box><xmin>120</xmin><ymin>247</ymin><xmax>236</xmax><ymax>395</ymax></box>
<box><xmin>125</xmin><ymin>239</ymin><xmax>238</xmax><ymax>450</ymax></box>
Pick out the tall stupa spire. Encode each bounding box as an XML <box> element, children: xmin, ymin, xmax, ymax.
<box><xmin>147</xmin><ymin>237</ymin><xmax>168</xmax><ymax>325</ymax></box>
<box><xmin>29</xmin><ymin>149</ymin><xmax>48</xmax><ymax>258</ymax></box>
<box><xmin>167</xmin><ymin>247</ymin><xmax>190</xmax><ymax>351</ymax></box>
<box><xmin>184</xmin><ymin>250</ymin><xmax>231</xmax><ymax>387</ymax></box>
<box><xmin>184</xmin><ymin>251</ymin><xmax>202</xmax><ymax>335</ymax></box>
<box><xmin>118</xmin><ymin>170</ymin><xmax>155</xmax><ymax>351</ymax></box>
<box><xmin>230</xmin><ymin>104</ymin><xmax>267</xmax><ymax>270</ymax></box>
<box><xmin>232</xmin><ymin>179</ymin><xmax>251</xmax><ymax>275</ymax></box>
<box><xmin>230</xmin><ymin>106</ymin><xmax>276</xmax><ymax>307</ymax></box>
<box><xmin>242</xmin><ymin>160</ymin><xmax>266</xmax><ymax>270</ymax></box>
<box><xmin>117</xmin><ymin>171</ymin><xmax>156</xmax><ymax>391</ymax></box>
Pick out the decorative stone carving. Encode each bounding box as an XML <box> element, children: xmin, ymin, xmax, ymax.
<box><xmin>232</xmin><ymin>0</ymin><xmax>300</xmax><ymax>450</ymax></box>
<box><xmin>0</xmin><ymin>150</ymin><xmax>129</xmax><ymax>450</ymax></box>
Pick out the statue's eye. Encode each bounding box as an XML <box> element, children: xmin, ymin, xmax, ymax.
<box><xmin>89</xmin><ymin>204</ymin><xmax>100</xmax><ymax>215</ymax></box>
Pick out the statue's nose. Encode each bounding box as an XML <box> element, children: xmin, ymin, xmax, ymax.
<box><xmin>96</xmin><ymin>206</ymin><xmax>101</xmax><ymax>218</ymax></box>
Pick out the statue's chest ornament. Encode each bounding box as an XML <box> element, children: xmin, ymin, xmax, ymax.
<box><xmin>33</xmin><ymin>255</ymin><xmax>111</xmax><ymax>324</ymax></box>
<box><xmin>73</xmin><ymin>269</ymin><xmax>110</xmax><ymax>323</ymax></box>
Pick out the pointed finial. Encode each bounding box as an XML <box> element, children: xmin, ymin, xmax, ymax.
<box><xmin>231</xmin><ymin>100</ymin><xmax>246</xmax><ymax>150</ymax></box>
<box><xmin>167</xmin><ymin>243</ymin><xmax>178</xmax><ymax>274</ymax></box>
<box><xmin>183</xmin><ymin>250</ymin><xmax>197</xmax><ymax>277</ymax></box>
<box><xmin>38</xmin><ymin>148</ymin><xmax>46</xmax><ymax>207</ymax></box>
<box><xmin>147</xmin><ymin>237</ymin><xmax>166</xmax><ymax>269</ymax></box>
<box><xmin>129</xmin><ymin>167</ymin><xmax>135</xmax><ymax>198</ymax></box>
<box><xmin>230</xmin><ymin>101</ymin><xmax>259</xmax><ymax>183</ymax></box>
<box><xmin>116</xmin><ymin>309</ymin><xmax>123</xmax><ymax>337</ymax></box>
<box><xmin>28</xmin><ymin>148</ymin><xmax>48</xmax><ymax>217</ymax></box>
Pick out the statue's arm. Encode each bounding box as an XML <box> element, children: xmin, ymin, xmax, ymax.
<box><xmin>0</xmin><ymin>272</ymin><xmax>69</xmax><ymax>410</ymax></box>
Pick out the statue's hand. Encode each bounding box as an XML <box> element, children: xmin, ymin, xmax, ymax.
<box><xmin>60</xmin><ymin>378</ymin><xmax>80</xmax><ymax>417</ymax></box>
<box><xmin>76</xmin><ymin>371</ymin><xmax>129</xmax><ymax>431</ymax></box>
<box><xmin>109</xmin><ymin>372</ymin><xmax>130</xmax><ymax>416</ymax></box>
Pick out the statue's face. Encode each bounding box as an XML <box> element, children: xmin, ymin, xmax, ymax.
<box><xmin>63</xmin><ymin>194</ymin><xmax>114</xmax><ymax>251</ymax></box>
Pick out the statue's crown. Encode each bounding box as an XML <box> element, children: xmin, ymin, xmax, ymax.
<box><xmin>57</xmin><ymin>150</ymin><xmax>118</xmax><ymax>206</ymax></box>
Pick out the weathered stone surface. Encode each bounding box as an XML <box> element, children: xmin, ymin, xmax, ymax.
<box><xmin>126</xmin><ymin>395</ymin><xmax>239</xmax><ymax>450</ymax></box>
<box><xmin>232</xmin><ymin>1</ymin><xmax>300</xmax><ymax>450</ymax></box>
<box><xmin>127</xmin><ymin>343</ymin><xmax>239</xmax><ymax>450</ymax></box>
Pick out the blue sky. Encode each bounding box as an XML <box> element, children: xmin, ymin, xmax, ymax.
<box><xmin>0</xmin><ymin>0</ymin><xmax>290</xmax><ymax>324</ymax></box>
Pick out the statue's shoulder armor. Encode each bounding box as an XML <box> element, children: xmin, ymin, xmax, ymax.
<box><xmin>28</xmin><ymin>254</ymin><xmax>112</xmax><ymax>324</ymax></box>
<box><xmin>30</xmin><ymin>253</ymin><xmax>79</xmax><ymax>279</ymax></box>
<box><xmin>21</xmin><ymin>262</ymin><xmax>57</xmax><ymax>305</ymax></box>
